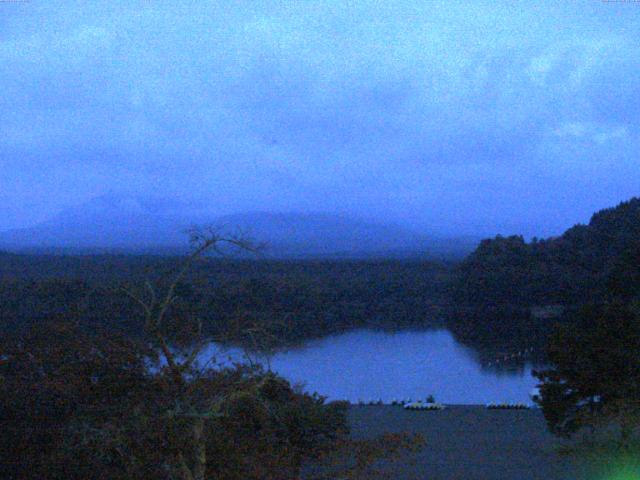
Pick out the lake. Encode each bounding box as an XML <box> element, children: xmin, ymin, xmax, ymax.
<box><xmin>198</xmin><ymin>329</ymin><xmax>541</xmax><ymax>405</ymax></box>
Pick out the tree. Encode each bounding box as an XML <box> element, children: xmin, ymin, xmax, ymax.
<box><xmin>1</xmin><ymin>229</ymin><xmax>424</xmax><ymax>479</ymax></box>
<box><xmin>534</xmin><ymin>303</ymin><xmax>640</xmax><ymax>446</ymax></box>
<box><xmin>0</xmin><ymin>321</ymin><xmax>155</xmax><ymax>479</ymax></box>
<box><xmin>119</xmin><ymin>228</ymin><xmax>293</xmax><ymax>480</ymax></box>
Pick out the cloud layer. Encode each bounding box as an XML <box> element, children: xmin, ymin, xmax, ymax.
<box><xmin>1</xmin><ymin>1</ymin><xmax>639</xmax><ymax>236</ymax></box>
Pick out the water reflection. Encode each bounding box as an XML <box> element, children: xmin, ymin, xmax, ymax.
<box><xmin>198</xmin><ymin>329</ymin><xmax>541</xmax><ymax>405</ymax></box>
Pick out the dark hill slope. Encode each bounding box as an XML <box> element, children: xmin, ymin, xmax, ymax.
<box><xmin>451</xmin><ymin>197</ymin><xmax>640</xmax><ymax>306</ymax></box>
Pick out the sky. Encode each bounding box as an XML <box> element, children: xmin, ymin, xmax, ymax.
<box><xmin>1</xmin><ymin>0</ymin><xmax>639</xmax><ymax>237</ymax></box>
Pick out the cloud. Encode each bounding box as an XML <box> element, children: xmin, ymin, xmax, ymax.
<box><xmin>552</xmin><ymin>121</ymin><xmax>629</xmax><ymax>145</ymax></box>
<box><xmin>0</xmin><ymin>1</ymin><xmax>639</xmax><ymax>235</ymax></box>
<box><xmin>594</xmin><ymin>126</ymin><xmax>628</xmax><ymax>145</ymax></box>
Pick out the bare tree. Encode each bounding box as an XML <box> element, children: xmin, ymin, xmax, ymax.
<box><xmin>123</xmin><ymin>227</ymin><xmax>262</xmax><ymax>480</ymax></box>
<box><xmin>118</xmin><ymin>228</ymin><xmax>423</xmax><ymax>480</ymax></box>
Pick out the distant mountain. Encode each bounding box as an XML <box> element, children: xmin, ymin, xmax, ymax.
<box><xmin>0</xmin><ymin>194</ymin><xmax>192</xmax><ymax>251</ymax></box>
<box><xmin>212</xmin><ymin>211</ymin><xmax>453</xmax><ymax>258</ymax></box>
<box><xmin>0</xmin><ymin>194</ymin><xmax>478</xmax><ymax>259</ymax></box>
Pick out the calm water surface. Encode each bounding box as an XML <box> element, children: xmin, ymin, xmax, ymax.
<box><xmin>199</xmin><ymin>329</ymin><xmax>539</xmax><ymax>405</ymax></box>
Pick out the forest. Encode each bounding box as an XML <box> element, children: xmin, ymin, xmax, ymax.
<box><xmin>2</xmin><ymin>198</ymin><xmax>640</xmax><ymax>478</ymax></box>
<box><xmin>2</xmin><ymin>198</ymin><xmax>639</xmax><ymax>362</ymax></box>
<box><xmin>451</xmin><ymin>197</ymin><xmax>640</xmax><ymax>307</ymax></box>
<box><xmin>1</xmin><ymin>235</ymin><xmax>429</xmax><ymax>479</ymax></box>
<box><xmin>0</xmin><ymin>254</ymin><xmax>451</xmax><ymax>348</ymax></box>
<box><xmin>446</xmin><ymin>197</ymin><xmax>640</xmax><ymax>360</ymax></box>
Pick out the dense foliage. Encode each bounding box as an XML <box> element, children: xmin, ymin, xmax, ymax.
<box><xmin>0</xmin><ymin>256</ymin><xmax>449</xmax><ymax>347</ymax></box>
<box><xmin>446</xmin><ymin>198</ymin><xmax>640</xmax><ymax>361</ymax></box>
<box><xmin>0</xmin><ymin>321</ymin><xmax>355</xmax><ymax>479</ymax></box>
<box><xmin>0</xmin><ymin>237</ymin><xmax>425</xmax><ymax>479</ymax></box>
<box><xmin>445</xmin><ymin>305</ymin><xmax>552</xmax><ymax>362</ymax></box>
<box><xmin>534</xmin><ymin>303</ymin><xmax>640</xmax><ymax>445</ymax></box>
<box><xmin>451</xmin><ymin>198</ymin><xmax>640</xmax><ymax>307</ymax></box>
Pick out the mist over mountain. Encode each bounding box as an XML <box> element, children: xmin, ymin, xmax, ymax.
<box><xmin>0</xmin><ymin>194</ymin><xmax>478</xmax><ymax>258</ymax></box>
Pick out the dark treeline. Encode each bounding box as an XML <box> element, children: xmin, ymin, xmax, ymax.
<box><xmin>1</xmin><ymin>236</ymin><xmax>426</xmax><ymax>480</ymax></box>
<box><xmin>446</xmin><ymin>197</ymin><xmax>640</xmax><ymax>361</ymax></box>
<box><xmin>3</xmin><ymin>198</ymin><xmax>640</xmax><ymax>478</ymax></box>
<box><xmin>451</xmin><ymin>197</ymin><xmax>640</xmax><ymax>307</ymax></box>
<box><xmin>3</xmin><ymin>197</ymin><xmax>638</xmax><ymax>364</ymax></box>
<box><xmin>534</xmin><ymin>301</ymin><xmax>640</xmax><ymax>446</ymax></box>
<box><xmin>0</xmin><ymin>255</ymin><xmax>450</xmax><ymax>348</ymax></box>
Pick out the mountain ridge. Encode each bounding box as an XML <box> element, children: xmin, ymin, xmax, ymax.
<box><xmin>0</xmin><ymin>194</ymin><xmax>478</xmax><ymax>259</ymax></box>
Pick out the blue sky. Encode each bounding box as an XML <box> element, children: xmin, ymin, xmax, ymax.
<box><xmin>1</xmin><ymin>1</ymin><xmax>639</xmax><ymax>236</ymax></box>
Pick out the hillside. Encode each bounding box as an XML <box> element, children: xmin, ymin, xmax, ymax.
<box><xmin>0</xmin><ymin>194</ymin><xmax>477</xmax><ymax>259</ymax></box>
<box><xmin>445</xmin><ymin>198</ymin><xmax>640</xmax><ymax>360</ymax></box>
<box><xmin>451</xmin><ymin>197</ymin><xmax>640</xmax><ymax>307</ymax></box>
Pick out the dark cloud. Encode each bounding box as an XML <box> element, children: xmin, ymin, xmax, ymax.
<box><xmin>1</xmin><ymin>1</ymin><xmax>639</xmax><ymax>236</ymax></box>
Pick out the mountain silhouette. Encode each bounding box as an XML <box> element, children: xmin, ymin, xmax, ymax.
<box><xmin>0</xmin><ymin>194</ymin><xmax>477</xmax><ymax>258</ymax></box>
